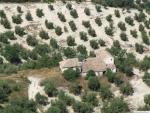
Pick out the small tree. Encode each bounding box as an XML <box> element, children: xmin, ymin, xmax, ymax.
<box><xmin>55</xmin><ymin>26</ymin><xmax>63</xmax><ymax>36</ymax></box>
<box><xmin>95</xmin><ymin>5</ymin><xmax>102</xmax><ymax>12</ymax></box>
<box><xmin>135</xmin><ymin>43</ymin><xmax>144</xmax><ymax>54</ymax></box>
<box><xmin>105</xmin><ymin>26</ymin><xmax>113</xmax><ymax>36</ymax></box>
<box><xmin>114</xmin><ymin>10</ymin><xmax>120</xmax><ymax>18</ymax></box>
<box><xmin>45</xmin><ymin>20</ymin><xmax>54</xmax><ymax>29</ymax></box>
<box><xmin>39</xmin><ymin>30</ymin><xmax>49</xmax><ymax>39</ymax></box>
<box><xmin>69</xmin><ymin>21</ymin><xmax>77</xmax><ymax>32</ymax></box>
<box><xmin>125</xmin><ymin>16</ymin><xmax>134</xmax><ymax>26</ymax></box>
<box><xmin>120</xmin><ymin>32</ymin><xmax>128</xmax><ymax>41</ymax></box>
<box><xmin>67</xmin><ymin>36</ymin><xmax>76</xmax><ymax>46</ymax></box>
<box><xmin>99</xmin><ymin>39</ymin><xmax>105</xmax><ymax>46</ymax></box>
<box><xmin>84</xmin><ymin>8</ymin><xmax>90</xmax><ymax>16</ymax></box>
<box><xmin>63</xmin><ymin>47</ymin><xmax>76</xmax><ymax>58</ymax></box>
<box><xmin>88</xmin><ymin>76</ymin><xmax>100</xmax><ymax>91</ymax></box>
<box><xmin>95</xmin><ymin>17</ymin><xmax>102</xmax><ymax>26</ymax></box>
<box><xmin>80</xmin><ymin>32</ymin><xmax>88</xmax><ymax>41</ymax></box>
<box><xmin>57</xmin><ymin>12</ymin><xmax>66</xmax><ymax>22</ymax></box>
<box><xmin>120</xmin><ymin>83</ymin><xmax>134</xmax><ymax>95</ymax></box>
<box><xmin>143</xmin><ymin>72</ymin><xmax>150</xmax><ymax>86</ymax></box>
<box><xmin>36</xmin><ymin>9</ymin><xmax>44</xmax><ymax>18</ymax></box>
<box><xmin>50</xmin><ymin>38</ymin><xmax>59</xmax><ymax>49</ymax></box>
<box><xmin>69</xmin><ymin>82</ymin><xmax>82</xmax><ymax>95</ymax></box>
<box><xmin>35</xmin><ymin>93</ymin><xmax>48</xmax><ymax>105</ymax></box>
<box><xmin>88</xmin><ymin>27</ymin><xmax>97</xmax><ymax>37</ymax></box>
<box><xmin>12</xmin><ymin>14</ymin><xmax>22</xmax><ymax>24</ymax></box>
<box><xmin>17</xmin><ymin>6</ymin><xmax>23</xmax><ymax>13</ymax></box>
<box><xmin>15</xmin><ymin>26</ymin><xmax>26</xmax><ymax>36</ymax></box>
<box><xmin>118</xmin><ymin>22</ymin><xmax>126</xmax><ymax>31</ymax></box>
<box><xmin>26</xmin><ymin>35</ymin><xmax>38</xmax><ymax>46</ymax></box>
<box><xmin>63</xmin><ymin>68</ymin><xmax>79</xmax><ymax>81</ymax></box>
<box><xmin>90</xmin><ymin>40</ymin><xmax>99</xmax><ymax>49</ymax></box>
<box><xmin>70</xmin><ymin>9</ymin><xmax>78</xmax><ymax>18</ymax></box>
<box><xmin>106</xmin><ymin>14</ymin><xmax>112</xmax><ymax>22</ymax></box>
<box><xmin>86</xmin><ymin>70</ymin><xmax>96</xmax><ymax>79</ymax></box>
<box><xmin>43</xmin><ymin>79</ymin><xmax>58</xmax><ymax>97</ymax></box>
<box><xmin>26</xmin><ymin>11</ymin><xmax>33</xmax><ymax>21</ymax></box>
<box><xmin>82</xmin><ymin>20</ymin><xmax>91</xmax><ymax>28</ymax></box>
<box><xmin>130</xmin><ymin>29</ymin><xmax>138</xmax><ymax>38</ymax></box>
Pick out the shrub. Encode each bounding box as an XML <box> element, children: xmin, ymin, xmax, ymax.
<box><xmin>86</xmin><ymin>70</ymin><xmax>96</xmax><ymax>79</ymax></box>
<box><xmin>48</xmin><ymin>4</ymin><xmax>54</xmax><ymax>10</ymax></box>
<box><xmin>88</xmin><ymin>27</ymin><xmax>97</xmax><ymax>37</ymax></box>
<box><xmin>57</xmin><ymin>12</ymin><xmax>66</xmax><ymax>22</ymax></box>
<box><xmin>26</xmin><ymin>11</ymin><xmax>33</xmax><ymax>21</ymax></box>
<box><xmin>70</xmin><ymin>9</ymin><xmax>78</xmax><ymax>18</ymax></box>
<box><xmin>105</xmin><ymin>26</ymin><xmax>113</xmax><ymax>36</ymax></box>
<box><xmin>69</xmin><ymin>21</ymin><xmax>77</xmax><ymax>32</ymax></box>
<box><xmin>135</xmin><ymin>43</ymin><xmax>144</xmax><ymax>54</ymax></box>
<box><xmin>95</xmin><ymin>17</ymin><xmax>102</xmax><ymax>26</ymax></box>
<box><xmin>12</xmin><ymin>14</ymin><xmax>22</xmax><ymax>24</ymax></box>
<box><xmin>84</xmin><ymin>8</ymin><xmax>90</xmax><ymax>16</ymax></box>
<box><xmin>26</xmin><ymin>35</ymin><xmax>38</xmax><ymax>46</ymax></box>
<box><xmin>17</xmin><ymin>6</ymin><xmax>23</xmax><ymax>13</ymax></box>
<box><xmin>50</xmin><ymin>38</ymin><xmax>59</xmax><ymax>49</ymax></box>
<box><xmin>45</xmin><ymin>20</ymin><xmax>54</xmax><ymax>29</ymax></box>
<box><xmin>39</xmin><ymin>30</ymin><xmax>49</xmax><ymax>39</ymax></box>
<box><xmin>36</xmin><ymin>9</ymin><xmax>44</xmax><ymax>18</ymax></box>
<box><xmin>90</xmin><ymin>40</ymin><xmax>99</xmax><ymax>49</ymax></box>
<box><xmin>3</xmin><ymin>31</ymin><xmax>16</xmax><ymax>40</ymax></box>
<box><xmin>63</xmin><ymin>47</ymin><xmax>76</xmax><ymax>58</ymax></box>
<box><xmin>99</xmin><ymin>39</ymin><xmax>105</xmax><ymax>46</ymax></box>
<box><xmin>118</xmin><ymin>22</ymin><xmax>126</xmax><ymax>31</ymax></box>
<box><xmin>55</xmin><ymin>26</ymin><xmax>62</xmax><ymax>36</ymax></box>
<box><xmin>114</xmin><ymin>10</ymin><xmax>120</xmax><ymax>18</ymax></box>
<box><xmin>66</xmin><ymin>3</ymin><xmax>72</xmax><ymax>10</ymax></box>
<box><xmin>130</xmin><ymin>29</ymin><xmax>138</xmax><ymax>38</ymax></box>
<box><xmin>120</xmin><ymin>83</ymin><xmax>134</xmax><ymax>95</ymax></box>
<box><xmin>0</xmin><ymin>10</ymin><xmax>6</xmax><ymax>18</ymax></box>
<box><xmin>15</xmin><ymin>26</ymin><xmax>26</xmax><ymax>36</ymax></box>
<box><xmin>120</xmin><ymin>32</ymin><xmax>128</xmax><ymax>41</ymax></box>
<box><xmin>63</xmin><ymin>68</ymin><xmax>80</xmax><ymax>81</ymax></box>
<box><xmin>0</xmin><ymin>33</ymin><xmax>9</xmax><ymax>44</ymax></box>
<box><xmin>106</xmin><ymin>14</ymin><xmax>112</xmax><ymax>22</ymax></box>
<box><xmin>143</xmin><ymin>72</ymin><xmax>150</xmax><ymax>86</ymax></box>
<box><xmin>77</xmin><ymin>45</ymin><xmax>87</xmax><ymax>56</ymax></box>
<box><xmin>125</xmin><ymin>16</ymin><xmax>134</xmax><ymax>26</ymax></box>
<box><xmin>0</xmin><ymin>18</ymin><xmax>11</xmax><ymax>29</ymax></box>
<box><xmin>80</xmin><ymin>31</ymin><xmax>88</xmax><ymax>41</ymax></box>
<box><xmin>67</xmin><ymin>36</ymin><xmax>76</xmax><ymax>46</ymax></box>
<box><xmin>139</xmin><ymin>56</ymin><xmax>150</xmax><ymax>71</ymax></box>
<box><xmin>82</xmin><ymin>20</ymin><xmax>91</xmax><ymax>28</ymax></box>
<box><xmin>88</xmin><ymin>76</ymin><xmax>100</xmax><ymax>91</ymax></box>
<box><xmin>95</xmin><ymin>5</ymin><xmax>102</xmax><ymax>12</ymax></box>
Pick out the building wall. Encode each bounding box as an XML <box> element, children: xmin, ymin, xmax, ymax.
<box><xmin>82</xmin><ymin>71</ymin><xmax>103</xmax><ymax>77</ymax></box>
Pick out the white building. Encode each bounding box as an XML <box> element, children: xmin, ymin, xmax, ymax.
<box><xmin>59</xmin><ymin>49</ymin><xmax>116</xmax><ymax>76</ymax></box>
